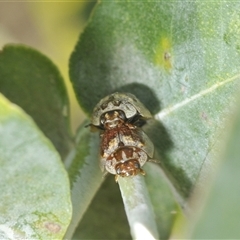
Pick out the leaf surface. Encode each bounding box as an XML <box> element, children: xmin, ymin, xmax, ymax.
<box><xmin>0</xmin><ymin>94</ymin><xmax>71</xmax><ymax>239</ymax></box>
<box><xmin>72</xmin><ymin>175</ymin><xmax>131</xmax><ymax>240</ymax></box>
<box><xmin>70</xmin><ymin>1</ymin><xmax>240</xmax><ymax>198</ymax></box>
<box><xmin>187</xmin><ymin>94</ymin><xmax>240</xmax><ymax>239</ymax></box>
<box><xmin>64</xmin><ymin>122</ymin><xmax>103</xmax><ymax>239</ymax></box>
<box><xmin>0</xmin><ymin>45</ymin><xmax>72</xmax><ymax>158</ymax></box>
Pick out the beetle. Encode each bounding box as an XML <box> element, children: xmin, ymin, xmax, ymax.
<box><xmin>91</xmin><ymin>92</ymin><xmax>152</xmax><ymax>128</ymax></box>
<box><xmin>91</xmin><ymin>92</ymin><xmax>154</xmax><ymax>181</ymax></box>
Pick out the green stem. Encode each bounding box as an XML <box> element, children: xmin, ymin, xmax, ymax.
<box><xmin>118</xmin><ymin>175</ymin><xmax>159</xmax><ymax>240</ymax></box>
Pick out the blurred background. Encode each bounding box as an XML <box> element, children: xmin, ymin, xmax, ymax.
<box><xmin>0</xmin><ymin>1</ymin><xmax>97</xmax><ymax>133</ymax></box>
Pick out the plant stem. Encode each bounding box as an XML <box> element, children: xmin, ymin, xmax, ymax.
<box><xmin>118</xmin><ymin>175</ymin><xmax>159</xmax><ymax>240</ymax></box>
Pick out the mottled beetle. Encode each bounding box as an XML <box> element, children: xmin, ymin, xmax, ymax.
<box><xmin>91</xmin><ymin>92</ymin><xmax>154</xmax><ymax>181</ymax></box>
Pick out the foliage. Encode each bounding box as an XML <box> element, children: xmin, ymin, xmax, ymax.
<box><xmin>1</xmin><ymin>1</ymin><xmax>240</xmax><ymax>239</ymax></box>
<box><xmin>0</xmin><ymin>94</ymin><xmax>71</xmax><ymax>239</ymax></box>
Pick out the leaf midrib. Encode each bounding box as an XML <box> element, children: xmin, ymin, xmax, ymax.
<box><xmin>155</xmin><ymin>73</ymin><xmax>240</xmax><ymax>120</ymax></box>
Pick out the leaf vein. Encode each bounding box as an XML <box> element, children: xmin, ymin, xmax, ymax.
<box><xmin>155</xmin><ymin>73</ymin><xmax>240</xmax><ymax>120</ymax></box>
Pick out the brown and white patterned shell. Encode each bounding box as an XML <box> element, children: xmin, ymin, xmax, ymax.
<box><xmin>100</xmin><ymin>124</ymin><xmax>154</xmax><ymax>175</ymax></box>
<box><xmin>91</xmin><ymin>92</ymin><xmax>154</xmax><ymax>179</ymax></box>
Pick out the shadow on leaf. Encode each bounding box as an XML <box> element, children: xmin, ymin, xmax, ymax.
<box><xmin>116</xmin><ymin>82</ymin><xmax>161</xmax><ymax>115</ymax></box>
<box><xmin>144</xmin><ymin>119</ymin><xmax>193</xmax><ymax>198</ymax></box>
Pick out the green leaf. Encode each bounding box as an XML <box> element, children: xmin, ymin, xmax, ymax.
<box><xmin>64</xmin><ymin>122</ymin><xmax>103</xmax><ymax>239</ymax></box>
<box><xmin>70</xmin><ymin>1</ymin><xmax>240</xmax><ymax>198</ymax></box>
<box><xmin>0</xmin><ymin>94</ymin><xmax>71</xmax><ymax>239</ymax></box>
<box><xmin>144</xmin><ymin>163</ymin><xmax>182</xmax><ymax>240</ymax></box>
<box><xmin>187</xmin><ymin>96</ymin><xmax>240</xmax><ymax>239</ymax></box>
<box><xmin>0</xmin><ymin>44</ymin><xmax>72</xmax><ymax>158</ymax></box>
<box><xmin>72</xmin><ymin>176</ymin><xmax>131</xmax><ymax>240</ymax></box>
